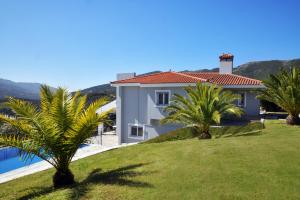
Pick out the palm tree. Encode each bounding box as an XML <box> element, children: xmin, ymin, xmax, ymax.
<box><xmin>0</xmin><ymin>85</ymin><xmax>109</xmax><ymax>188</ymax></box>
<box><xmin>258</xmin><ymin>67</ymin><xmax>300</xmax><ymax>125</ymax></box>
<box><xmin>161</xmin><ymin>83</ymin><xmax>243</xmax><ymax>139</ymax></box>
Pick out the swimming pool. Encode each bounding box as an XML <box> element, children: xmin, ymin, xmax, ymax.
<box><xmin>0</xmin><ymin>144</ymin><xmax>89</xmax><ymax>174</ymax></box>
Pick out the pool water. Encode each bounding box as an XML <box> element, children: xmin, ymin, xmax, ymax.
<box><xmin>0</xmin><ymin>144</ymin><xmax>89</xmax><ymax>174</ymax></box>
<box><xmin>0</xmin><ymin>147</ymin><xmax>42</xmax><ymax>174</ymax></box>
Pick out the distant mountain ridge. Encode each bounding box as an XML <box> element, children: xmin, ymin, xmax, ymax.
<box><xmin>234</xmin><ymin>58</ymin><xmax>300</xmax><ymax>80</ymax></box>
<box><xmin>0</xmin><ymin>79</ymin><xmax>39</xmax><ymax>100</ymax></box>
<box><xmin>0</xmin><ymin>78</ymin><xmax>56</xmax><ymax>100</ymax></box>
<box><xmin>1</xmin><ymin>58</ymin><xmax>299</xmax><ymax>101</ymax></box>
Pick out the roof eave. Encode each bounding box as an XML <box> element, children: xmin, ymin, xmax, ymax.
<box><xmin>223</xmin><ymin>84</ymin><xmax>265</xmax><ymax>89</ymax></box>
<box><xmin>111</xmin><ymin>82</ymin><xmax>265</xmax><ymax>88</ymax></box>
<box><xmin>111</xmin><ymin>83</ymin><xmax>140</xmax><ymax>87</ymax></box>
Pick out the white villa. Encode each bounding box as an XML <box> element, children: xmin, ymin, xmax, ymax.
<box><xmin>111</xmin><ymin>54</ymin><xmax>264</xmax><ymax>144</ymax></box>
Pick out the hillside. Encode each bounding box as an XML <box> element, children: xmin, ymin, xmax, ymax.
<box><xmin>0</xmin><ymin>78</ymin><xmax>57</xmax><ymax>100</ymax></box>
<box><xmin>234</xmin><ymin>58</ymin><xmax>300</xmax><ymax>80</ymax></box>
<box><xmin>80</xmin><ymin>83</ymin><xmax>115</xmax><ymax>96</ymax></box>
<box><xmin>0</xmin><ymin>78</ymin><xmax>41</xmax><ymax>100</ymax></box>
<box><xmin>186</xmin><ymin>58</ymin><xmax>300</xmax><ymax>80</ymax></box>
<box><xmin>0</xmin><ymin>79</ymin><xmax>56</xmax><ymax>115</ymax></box>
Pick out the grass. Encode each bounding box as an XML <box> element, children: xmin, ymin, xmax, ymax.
<box><xmin>212</xmin><ymin>122</ymin><xmax>264</xmax><ymax>138</ymax></box>
<box><xmin>0</xmin><ymin>120</ymin><xmax>300</xmax><ymax>200</ymax></box>
<box><xmin>144</xmin><ymin>127</ymin><xmax>198</xmax><ymax>143</ymax></box>
<box><xmin>145</xmin><ymin>122</ymin><xmax>264</xmax><ymax>143</ymax></box>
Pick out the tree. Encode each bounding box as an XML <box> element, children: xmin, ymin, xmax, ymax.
<box><xmin>258</xmin><ymin>67</ymin><xmax>300</xmax><ymax>125</ymax></box>
<box><xmin>161</xmin><ymin>83</ymin><xmax>243</xmax><ymax>139</ymax></box>
<box><xmin>0</xmin><ymin>85</ymin><xmax>109</xmax><ymax>188</ymax></box>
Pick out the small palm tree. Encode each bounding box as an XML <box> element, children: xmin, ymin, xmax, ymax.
<box><xmin>161</xmin><ymin>83</ymin><xmax>243</xmax><ymax>139</ymax></box>
<box><xmin>0</xmin><ymin>85</ymin><xmax>109</xmax><ymax>188</ymax></box>
<box><xmin>258</xmin><ymin>67</ymin><xmax>300</xmax><ymax>125</ymax></box>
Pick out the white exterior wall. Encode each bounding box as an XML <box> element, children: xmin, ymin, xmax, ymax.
<box><xmin>115</xmin><ymin>86</ymin><xmax>261</xmax><ymax>143</ymax></box>
<box><xmin>116</xmin><ymin>86</ymin><xmax>122</xmax><ymax>144</ymax></box>
<box><xmin>219</xmin><ymin>60</ymin><xmax>233</xmax><ymax>74</ymax></box>
<box><xmin>242</xmin><ymin>91</ymin><xmax>260</xmax><ymax>116</ymax></box>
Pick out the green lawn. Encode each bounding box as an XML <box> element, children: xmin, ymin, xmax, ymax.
<box><xmin>1</xmin><ymin>120</ymin><xmax>300</xmax><ymax>200</ymax></box>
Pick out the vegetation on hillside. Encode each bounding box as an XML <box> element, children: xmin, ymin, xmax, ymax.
<box><xmin>235</xmin><ymin>59</ymin><xmax>300</xmax><ymax>80</ymax></box>
<box><xmin>0</xmin><ymin>85</ymin><xmax>110</xmax><ymax>188</ymax></box>
<box><xmin>161</xmin><ymin>83</ymin><xmax>243</xmax><ymax>139</ymax></box>
<box><xmin>0</xmin><ymin>98</ymin><xmax>40</xmax><ymax>116</ymax></box>
<box><xmin>258</xmin><ymin>67</ymin><xmax>300</xmax><ymax>125</ymax></box>
<box><xmin>182</xmin><ymin>59</ymin><xmax>300</xmax><ymax>81</ymax></box>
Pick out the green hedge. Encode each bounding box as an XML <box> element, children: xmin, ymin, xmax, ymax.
<box><xmin>144</xmin><ymin>122</ymin><xmax>264</xmax><ymax>143</ymax></box>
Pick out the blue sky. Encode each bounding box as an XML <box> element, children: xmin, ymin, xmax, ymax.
<box><xmin>0</xmin><ymin>0</ymin><xmax>300</xmax><ymax>91</ymax></box>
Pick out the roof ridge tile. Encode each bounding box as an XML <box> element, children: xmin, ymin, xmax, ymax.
<box><xmin>111</xmin><ymin>71</ymin><xmax>168</xmax><ymax>83</ymax></box>
<box><xmin>227</xmin><ymin>73</ymin><xmax>262</xmax><ymax>83</ymax></box>
<box><xmin>111</xmin><ymin>70</ymin><xmax>262</xmax><ymax>86</ymax></box>
<box><xmin>174</xmin><ymin>72</ymin><xmax>207</xmax><ymax>82</ymax></box>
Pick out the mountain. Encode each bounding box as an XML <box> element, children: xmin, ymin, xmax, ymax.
<box><xmin>80</xmin><ymin>83</ymin><xmax>115</xmax><ymax>96</ymax></box>
<box><xmin>185</xmin><ymin>59</ymin><xmax>300</xmax><ymax>79</ymax></box>
<box><xmin>234</xmin><ymin>59</ymin><xmax>300</xmax><ymax>80</ymax></box>
<box><xmin>0</xmin><ymin>79</ymin><xmax>39</xmax><ymax>100</ymax></box>
<box><xmin>0</xmin><ymin>79</ymin><xmax>49</xmax><ymax>115</ymax></box>
<box><xmin>0</xmin><ymin>78</ymin><xmax>56</xmax><ymax>100</ymax></box>
<box><xmin>79</xmin><ymin>83</ymin><xmax>116</xmax><ymax>105</ymax></box>
<box><xmin>80</xmin><ymin>58</ymin><xmax>300</xmax><ymax>97</ymax></box>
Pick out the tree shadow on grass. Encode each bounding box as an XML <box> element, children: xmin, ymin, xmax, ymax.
<box><xmin>217</xmin><ymin>130</ymin><xmax>263</xmax><ymax>138</ymax></box>
<box><xmin>70</xmin><ymin>163</ymin><xmax>154</xmax><ymax>199</ymax></box>
<box><xmin>18</xmin><ymin>186</ymin><xmax>54</xmax><ymax>200</ymax></box>
<box><xmin>17</xmin><ymin>163</ymin><xmax>154</xmax><ymax>200</ymax></box>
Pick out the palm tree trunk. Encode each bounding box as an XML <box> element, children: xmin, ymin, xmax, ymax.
<box><xmin>286</xmin><ymin>115</ymin><xmax>300</xmax><ymax>125</ymax></box>
<box><xmin>53</xmin><ymin>167</ymin><xmax>75</xmax><ymax>188</ymax></box>
<box><xmin>199</xmin><ymin>128</ymin><xmax>212</xmax><ymax>139</ymax></box>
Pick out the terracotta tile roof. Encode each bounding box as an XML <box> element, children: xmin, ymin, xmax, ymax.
<box><xmin>112</xmin><ymin>71</ymin><xmax>206</xmax><ymax>84</ymax></box>
<box><xmin>182</xmin><ymin>72</ymin><xmax>262</xmax><ymax>85</ymax></box>
<box><xmin>112</xmin><ymin>71</ymin><xmax>262</xmax><ymax>86</ymax></box>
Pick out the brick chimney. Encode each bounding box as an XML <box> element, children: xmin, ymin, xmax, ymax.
<box><xmin>219</xmin><ymin>53</ymin><xmax>234</xmax><ymax>74</ymax></box>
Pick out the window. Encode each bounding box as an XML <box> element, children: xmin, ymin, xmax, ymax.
<box><xmin>129</xmin><ymin>124</ymin><xmax>144</xmax><ymax>138</ymax></box>
<box><xmin>237</xmin><ymin>92</ymin><xmax>246</xmax><ymax>107</ymax></box>
<box><xmin>155</xmin><ymin>90</ymin><xmax>170</xmax><ymax>106</ymax></box>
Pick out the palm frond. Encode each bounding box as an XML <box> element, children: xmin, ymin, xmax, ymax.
<box><xmin>258</xmin><ymin>67</ymin><xmax>300</xmax><ymax>117</ymax></box>
<box><xmin>0</xmin><ymin>85</ymin><xmax>110</xmax><ymax>174</ymax></box>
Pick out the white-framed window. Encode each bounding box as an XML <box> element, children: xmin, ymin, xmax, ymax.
<box><xmin>155</xmin><ymin>90</ymin><xmax>170</xmax><ymax>107</ymax></box>
<box><xmin>128</xmin><ymin>124</ymin><xmax>144</xmax><ymax>139</ymax></box>
<box><xmin>237</xmin><ymin>92</ymin><xmax>246</xmax><ymax>108</ymax></box>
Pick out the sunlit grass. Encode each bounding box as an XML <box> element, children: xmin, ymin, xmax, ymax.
<box><xmin>0</xmin><ymin>120</ymin><xmax>300</xmax><ymax>200</ymax></box>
